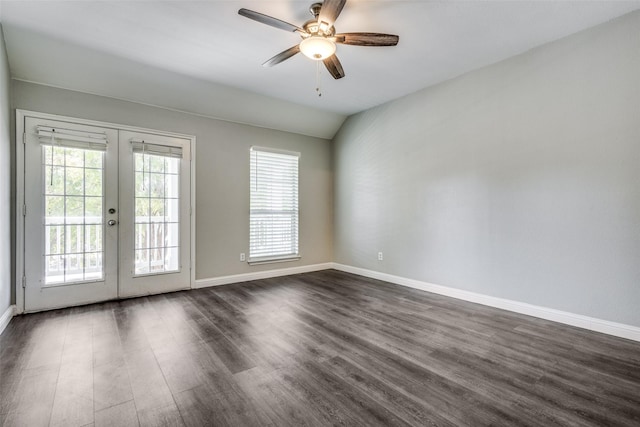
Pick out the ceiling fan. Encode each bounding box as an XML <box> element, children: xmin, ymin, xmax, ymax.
<box><xmin>238</xmin><ymin>0</ymin><xmax>399</xmax><ymax>79</ymax></box>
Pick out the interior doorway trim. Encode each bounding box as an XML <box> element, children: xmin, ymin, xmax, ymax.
<box><xmin>15</xmin><ymin>110</ymin><xmax>197</xmax><ymax>314</ymax></box>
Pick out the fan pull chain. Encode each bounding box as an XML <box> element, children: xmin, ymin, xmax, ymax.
<box><xmin>315</xmin><ymin>61</ymin><xmax>322</xmax><ymax>97</ymax></box>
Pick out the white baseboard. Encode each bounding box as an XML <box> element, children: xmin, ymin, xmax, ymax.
<box><xmin>194</xmin><ymin>262</ymin><xmax>334</xmax><ymax>289</ymax></box>
<box><xmin>193</xmin><ymin>261</ymin><xmax>640</xmax><ymax>342</ymax></box>
<box><xmin>332</xmin><ymin>263</ymin><xmax>640</xmax><ymax>343</ymax></box>
<box><xmin>0</xmin><ymin>305</ymin><xmax>16</xmax><ymax>336</ymax></box>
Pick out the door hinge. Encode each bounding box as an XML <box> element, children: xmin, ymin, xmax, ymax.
<box><xmin>22</xmin><ymin>204</ymin><xmax>27</xmax><ymax>217</ymax></box>
<box><xmin>22</xmin><ymin>133</ymin><xmax>27</xmax><ymax>144</ymax></box>
<box><xmin>22</xmin><ymin>276</ymin><xmax>26</xmax><ymax>288</ymax></box>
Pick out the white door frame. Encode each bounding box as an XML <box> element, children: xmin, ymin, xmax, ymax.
<box><xmin>15</xmin><ymin>110</ymin><xmax>197</xmax><ymax>314</ymax></box>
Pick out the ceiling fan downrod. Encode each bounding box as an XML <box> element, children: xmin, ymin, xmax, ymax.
<box><xmin>309</xmin><ymin>3</ymin><xmax>322</xmax><ymax>19</ymax></box>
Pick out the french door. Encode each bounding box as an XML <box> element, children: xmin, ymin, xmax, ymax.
<box><xmin>117</xmin><ymin>130</ymin><xmax>191</xmax><ymax>298</ymax></box>
<box><xmin>22</xmin><ymin>115</ymin><xmax>192</xmax><ymax>312</ymax></box>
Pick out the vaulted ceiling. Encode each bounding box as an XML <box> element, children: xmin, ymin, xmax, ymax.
<box><xmin>1</xmin><ymin>1</ymin><xmax>639</xmax><ymax>138</ymax></box>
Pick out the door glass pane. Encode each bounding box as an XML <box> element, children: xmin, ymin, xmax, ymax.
<box><xmin>133</xmin><ymin>152</ymin><xmax>180</xmax><ymax>275</ymax></box>
<box><xmin>42</xmin><ymin>145</ymin><xmax>104</xmax><ymax>285</ymax></box>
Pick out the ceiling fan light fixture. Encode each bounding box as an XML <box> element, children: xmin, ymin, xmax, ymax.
<box><xmin>300</xmin><ymin>36</ymin><xmax>336</xmax><ymax>60</ymax></box>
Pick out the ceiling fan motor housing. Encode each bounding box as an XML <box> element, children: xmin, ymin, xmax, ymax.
<box><xmin>303</xmin><ymin>19</ymin><xmax>336</xmax><ymax>37</ymax></box>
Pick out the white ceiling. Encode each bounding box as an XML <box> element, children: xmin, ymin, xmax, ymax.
<box><xmin>2</xmin><ymin>1</ymin><xmax>639</xmax><ymax>139</ymax></box>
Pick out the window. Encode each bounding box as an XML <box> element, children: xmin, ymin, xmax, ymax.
<box><xmin>39</xmin><ymin>126</ymin><xmax>107</xmax><ymax>285</ymax></box>
<box><xmin>249</xmin><ymin>147</ymin><xmax>300</xmax><ymax>263</ymax></box>
<box><xmin>132</xmin><ymin>141</ymin><xmax>182</xmax><ymax>275</ymax></box>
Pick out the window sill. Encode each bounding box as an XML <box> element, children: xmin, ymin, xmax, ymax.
<box><xmin>248</xmin><ymin>255</ymin><xmax>301</xmax><ymax>266</ymax></box>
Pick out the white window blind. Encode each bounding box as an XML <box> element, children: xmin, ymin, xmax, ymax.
<box><xmin>131</xmin><ymin>139</ymin><xmax>183</xmax><ymax>159</ymax></box>
<box><xmin>249</xmin><ymin>147</ymin><xmax>300</xmax><ymax>264</ymax></box>
<box><xmin>37</xmin><ymin>125</ymin><xmax>108</xmax><ymax>151</ymax></box>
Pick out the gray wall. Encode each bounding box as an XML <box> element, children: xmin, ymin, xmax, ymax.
<box><xmin>334</xmin><ymin>11</ymin><xmax>640</xmax><ymax>326</ymax></box>
<box><xmin>12</xmin><ymin>81</ymin><xmax>333</xmax><ymax>286</ymax></box>
<box><xmin>0</xmin><ymin>25</ymin><xmax>11</xmax><ymax>315</ymax></box>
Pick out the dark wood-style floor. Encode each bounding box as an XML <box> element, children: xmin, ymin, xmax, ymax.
<box><xmin>1</xmin><ymin>270</ymin><xmax>640</xmax><ymax>427</ymax></box>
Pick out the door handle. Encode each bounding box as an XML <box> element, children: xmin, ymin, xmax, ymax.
<box><xmin>107</xmin><ymin>219</ymin><xmax>118</xmax><ymax>226</ymax></box>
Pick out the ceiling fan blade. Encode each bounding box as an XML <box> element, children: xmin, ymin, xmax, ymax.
<box><xmin>323</xmin><ymin>55</ymin><xmax>345</xmax><ymax>79</ymax></box>
<box><xmin>317</xmin><ymin>0</ymin><xmax>346</xmax><ymax>30</ymax></box>
<box><xmin>238</xmin><ymin>8</ymin><xmax>305</xmax><ymax>33</ymax></box>
<box><xmin>262</xmin><ymin>45</ymin><xmax>301</xmax><ymax>67</ymax></box>
<box><xmin>335</xmin><ymin>32</ymin><xmax>399</xmax><ymax>46</ymax></box>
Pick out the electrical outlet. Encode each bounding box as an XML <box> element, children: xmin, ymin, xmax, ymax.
<box><xmin>240</xmin><ymin>253</ymin><xmax>246</xmax><ymax>262</ymax></box>
<box><xmin>378</xmin><ymin>252</ymin><xmax>383</xmax><ymax>261</ymax></box>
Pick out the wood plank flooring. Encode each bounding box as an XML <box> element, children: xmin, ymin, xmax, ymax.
<box><xmin>1</xmin><ymin>269</ymin><xmax>640</xmax><ymax>426</ymax></box>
